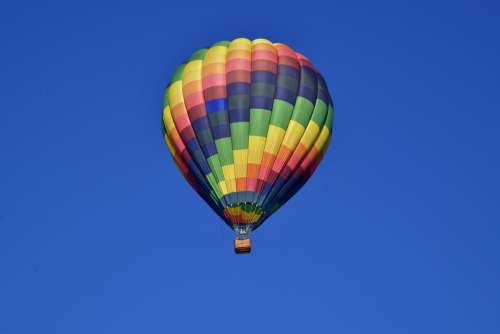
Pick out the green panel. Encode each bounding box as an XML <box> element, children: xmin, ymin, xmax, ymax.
<box><xmin>249</xmin><ymin>108</ymin><xmax>271</xmax><ymax>136</ymax></box>
<box><xmin>325</xmin><ymin>105</ymin><xmax>334</xmax><ymax>130</ymax></box>
<box><xmin>310</xmin><ymin>99</ymin><xmax>328</xmax><ymax>126</ymax></box>
<box><xmin>270</xmin><ymin>100</ymin><xmax>294</xmax><ymax>129</ymax></box>
<box><xmin>207</xmin><ymin>155</ymin><xmax>225</xmax><ymax>182</ymax></box>
<box><xmin>215</xmin><ymin>138</ymin><xmax>234</xmax><ymax>165</ymax></box>
<box><xmin>188</xmin><ymin>48</ymin><xmax>207</xmax><ymax>61</ymax></box>
<box><xmin>170</xmin><ymin>64</ymin><xmax>185</xmax><ymax>83</ymax></box>
<box><xmin>206</xmin><ymin>173</ymin><xmax>222</xmax><ymax>199</ymax></box>
<box><xmin>291</xmin><ymin>97</ymin><xmax>314</xmax><ymax>127</ymax></box>
<box><xmin>230</xmin><ymin>122</ymin><xmax>249</xmax><ymax>149</ymax></box>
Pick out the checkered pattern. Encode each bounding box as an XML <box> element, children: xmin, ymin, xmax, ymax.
<box><xmin>162</xmin><ymin>38</ymin><xmax>334</xmax><ymax>230</ymax></box>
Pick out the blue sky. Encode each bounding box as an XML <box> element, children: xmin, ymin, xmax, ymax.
<box><xmin>1</xmin><ymin>0</ymin><xmax>499</xmax><ymax>333</ymax></box>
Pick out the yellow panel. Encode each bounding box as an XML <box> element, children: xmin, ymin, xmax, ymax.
<box><xmin>252</xmin><ymin>38</ymin><xmax>272</xmax><ymax>45</ymax></box>
<box><xmin>228</xmin><ymin>182</ymin><xmax>236</xmax><ymax>194</ymax></box>
<box><xmin>282</xmin><ymin>120</ymin><xmax>305</xmax><ymax>150</ymax></box>
<box><xmin>168</xmin><ymin>81</ymin><xmax>184</xmax><ymax>106</ymax></box>
<box><xmin>183</xmin><ymin>60</ymin><xmax>202</xmax><ymax>73</ymax></box>
<box><xmin>300</xmin><ymin>122</ymin><xmax>320</xmax><ymax>149</ymax></box>
<box><xmin>229</xmin><ymin>38</ymin><xmax>251</xmax><ymax>50</ymax></box>
<box><xmin>234</xmin><ymin>149</ymin><xmax>248</xmax><ymax>178</ymax></box>
<box><xmin>222</xmin><ymin>164</ymin><xmax>236</xmax><ymax>179</ymax></box>
<box><xmin>314</xmin><ymin>128</ymin><xmax>331</xmax><ymax>150</ymax></box>
<box><xmin>233</xmin><ymin>149</ymin><xmax>248</xmax><ymax>165</ymax></box>
<box><xmin>222</xmin><ymin>165</ymin><xmax>236</xmax><ymax>193</ymax></box>
<box><xmin>182</xmin><ymin>63</ymin><xmax>202</xmax><ymax>84</ymax></box>
<box><xmin>226</xmin><ymin>182</ymin><xmax>236</xmax><ymax>194</ymax></box>
<box><xmin>264</xmin><ymin>126</ymin><xmax>286</xmax><ymax>154</ymax></box>
<box><xmin>163</xmin><ymin>106</ymin><xmax>175</xmax><ymax>131</ymax></box>
<box><xmin>204</xmin><ymin>46</ymin><xmax>227</xmax><ymax>65</ymax></box>
<box><xmin>235</xmin><ymin>166</ymin><xmax>247</xmax><ymax>178</ymax></box>
<box><xmin>248</xmin><ymin>136</ymin><xmax>266</xmax><ymax>164</ymax></box>
<box><xmin>218</xmin><ymin>181</ymin><xmax>228</xmax><ymax>195</ymax></box>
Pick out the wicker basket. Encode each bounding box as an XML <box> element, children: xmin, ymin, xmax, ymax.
<box><xmin>234</xmin><ymin>238</ymin><xmax>251</xmax><ymax>254</ymax></box>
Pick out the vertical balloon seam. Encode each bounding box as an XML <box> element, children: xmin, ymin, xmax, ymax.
<box><xmin>251</xmin><ymin>39</ymin><xmax>281</xmax><ymax>224</ymax></box>
<box><xmin>181</xmin><ymin>50</ymin><xmax>228</xmax><ymax>207</ymax></box>
<box><xmin>259</xmin><ymin>102</ymin><xmax>334</xmax><ymax>225</ymax></box>
<box><xmin>254</xmin><ymin>106</ymin><xmax>333</xmax><ymax>228</ymax></box>
<box><xmin>260</xmin><ymin>66</ymin><xmax>328</xmax><ymax>210</ymax></box>
<box><xmin>257</xmin><ymin>52</ymin><xmax>319</xmax><ymax>208</ymax></box>
<box><xmin>240</xmin><ymin>38</ymin><xmax>252</xmax><ymax>225</ymax></box>
<box><xmin>163</xmin><ymin>91</ymin><xmax>207</xmax><ymax>201</ymax></box>
<box><xmin>256</xmin><ymin>83</ymin><xmax>333</xmax><ymax>226</ymax></box>
<box><xmin>168</xmin><ymin>63</ymin><xmax>228</xmax><ymax>207</ymax></box>
<box><xmin>182</xmin><ymin>49</ymin><xmax>230</xmax><ymax>209</ymax></box>
<box><xmin>240</xmin><ymin>37</ymin><xmax>253</xmax><ymax>225</ymax></box>
<box><xmin>248</xmin><ymin>39</ymin><xmax>271</xmax><ymax>225</ymax></box>
<box><xmin>162</xmin><ymin>107</ymin><xmax>196</xmax><ymax>191</ymax></box>
<box><xmin>204</xmin><ymin>40</ymin><xmax>245</xmax><ymax>227</ymax></box>
<box><xmin>296</xmin><ymin>105</ymin><xmax>333</xmax><ymax>192</ymax></box>
<box><xmin>247</xmin><ymin>38</ymin><xmax>278</xmax><ymax>224</ymax></box>
<box><xmin>201</xmin><ymin>41</ymin><xmax>237</xmax><ymax>225</ymax></box>
<box><xmin>225</xmin><ymin>39</ymin><xmax>237</xmax><ymax>224</ymax></box>
<box><xmin>163</xmin><ymin>87</ymin><xmax>223</xmax><ymax>209</ymax></box>
<box><xmin>242</xmin><ymin>38</ymin><xmax>258</xmax><ymax>225</ymax></box>
<box><xmin>247</xmin><ymin>39</ymin><xmax>273</xmax><ymax>224</ymax></box>
<box><xmin>253</xmin><ymin>42</ymin><xmax>285</xmax><ymax>204</ymax></box>
<box><xmin>254</xmin><ymin>43</ymin><xmax>301</xmax><ymax>208</ymax></box>
<box><xmin>162</xmin><ymin>89</ymin><xmax>228</xmax><ymax>223</ymax></box>
<box><xmin>225</xmin><ymin>38</ymin><xmax>252</xmax><ymax>226</ymax></box>
<box><xmin>283</xmin><ymin>103</ymin><xmax>333</xmax><ymax>204</ymax></box>
<box><xmin>253</xmin><ymin>67</ymin><xmax>325</xmax><ymax>228</ymax></box>
<box><xmin>162</xmin><ymin>113</ymin><xmax>195</xmax><ymax>189</ymax></box>
<box><xmin>164</xmin><ymin>131</ymin><xmax>227</xmax><ymax>222</ymax></box>
<box><xmin>196</xmin><ymin>45</ymin><xmax>234</xmax><ymax>204</ymax></box>
<box><xmin>226</xmin><ymin>38</ymin><xmax>241</xmax><ymax>224</ymax></box>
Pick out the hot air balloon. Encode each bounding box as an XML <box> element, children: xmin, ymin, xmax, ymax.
<box><xmin>162</xmin><ymin>38</ymin><xmax>334</xmax><ymax>253</ymax></box>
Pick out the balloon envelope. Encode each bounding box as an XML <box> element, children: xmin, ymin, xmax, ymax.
<box><xmin>162</xmin><ymin>38</ymin><xmax>334</xmax><ymax>235</ymax></box>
